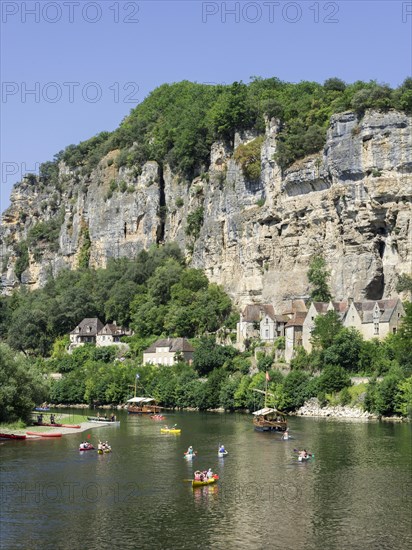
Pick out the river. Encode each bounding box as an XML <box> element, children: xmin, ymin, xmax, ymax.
<box><xmin>1</xmin><ymin>410</ymin><xmax>411</xmax><ymax>550</ymax></box>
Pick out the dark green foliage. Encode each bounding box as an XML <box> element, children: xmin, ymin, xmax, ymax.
<box><xmin>311</xmin><ymin>310</ymin><xmax>343</xmax><ymax>350</ymax></box>
<box><xmin>316</xmin><ymin>365</ymin><xmax>352</xmax><ymax>394</ymax></box>
<box><xmin>27</xmin><ymin>214</ymin><xmax>63</xmax><ymax>253</ymax></box>
<box><xmin>290</xmin><ymin>346</ymin><xmax>311</xmax><ymax>370</ymax></box>
<box><xmin>48</xmin><ymin>78</ymin><xmax>409</xmax><ymax>184</ymax></box>
<box><xmin>0</xmin><ymin>344</ymin><xmax>48</xmax><ymax>422</ymax></box>
<box><xmin>307</xmin><ymin>255</ymin><xmax>332</xmax><ymax>303</ymax></box>
<box><xmin>233</xmin><ymin>136</ymin><xmax>264</xmax><ymax>180</ymax></box>
<box><xmin>365</xmin><ymin>368</ymin><xmax>404</xmax><ymax>416</ymax></box>
<box><xmin>14</xmin><ymin>241</ymin><xmax>29</xmax><ymax>281</ymax></box>
<box><xmin>185</xmin><ymin>208</ymin><xmax>204</xmax><ymax>239</ymax></box>
<box><xmin>281</xmin><ymin>370</ymin><xmax>312</xmax><ymax>411</ymax></box>
<box><xmin>391</xmin><ymin>303</ymin><xmax>412</xmax><ymax>375</ymax></box>
<box><xmin>396</xmin><ymin>274</ymin><xmax>412</xmax><ymax>294</ymax></box>
<box><xmin>257</xmin><ymin>354</ymin><xmax>273</xmax><ymax>372</ymax></box>
<box><xmin>192</xmin><ymin>337</ymin><xmax>238</xmax><ymax>376</ymax></box>
<box><xmin>322</xmin><ymin>328</ymin><xmax>363</xmax><ymax>371</ymax></box>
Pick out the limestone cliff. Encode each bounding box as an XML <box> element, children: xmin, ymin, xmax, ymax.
<box><xmin>1</xmin><ymin>110</ymin><xmax>411</xmax><ymax>308</ymax></box>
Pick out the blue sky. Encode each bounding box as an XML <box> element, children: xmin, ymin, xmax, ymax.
<box><xmin>1</xmin><ymin>0</ymin><xmax>411</xmax><ymax>210</ymax></box>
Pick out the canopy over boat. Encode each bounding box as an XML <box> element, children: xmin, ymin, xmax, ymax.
<box><xmin>126</xmin><ymin>397</ymin><xmax>155</xmax><ymax>404</ymax></box>
<box><xmin>252</xmin><ymin>407</ymin><xmax>286</xmax><ymax>417</ymax></box>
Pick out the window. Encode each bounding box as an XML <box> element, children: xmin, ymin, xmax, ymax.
<box><xmin>265</xmin><ymin>329</ymin><xmax>269</xmax><ymax>338</ymax></box>
<box><xmin>374</xmin><ymin>323</ymin><xmax>379</xmax><ymax>335</ymax></box>
<box><xmin>393</xmin><ymin>327</ymin><xmax>397</xmax><ymax>334</ymax></box>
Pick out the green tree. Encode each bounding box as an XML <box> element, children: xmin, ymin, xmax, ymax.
<box><xmin>307</xmin><ymin>255</ymin><xmax>332</xmax><ymax>302</ymax></box>
<box><xmin>192</xmin><ymin>337</ymin><xmax>238</xmax><ymax>376</ymax></box>
<box><xmin>311</xmin><ymin>310</ymin><xmax>343</xmax><ymax>351</ymax></box>
<box><xmin>0</xmin><ymin>344</ymin><xmax>48</xmax><ymax>422</ymax></box>
<box><xmin>322</xmin><ymin>328</ymin><xmax>363</xmax><ymax>371</ymax></box>
<box><xmin>316</xmin><ymin>364</ymin><xmax>352</xmax><ymax>394</ymax></box>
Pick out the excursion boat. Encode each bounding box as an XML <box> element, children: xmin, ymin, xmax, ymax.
<box><xmin>252</xmin><ymin>407</ymin><xmax>288</xmax><ymax>432</ymax></box>
<box><xmin>160</xmin><ymin>428</ymin><xmax>181</xmax><ymax>434</ymax></box>
<box><xmin>126</xmin><ymin>397</ymin><xmax>162</xmax><ymax>414</ymax></box>
<box><xmin>252</xmin><ymin>386</ymin><xmax>287</xmax><ymax>432</ymax></box>
<box><xmin>0</xmin><ymin>433</ymin><xmax>26</xmax><ymax>440</ymax></box>
<box><xmin>34</xmin><ymin>407</ymin><xmax>50</xmax><ymax>412</ymax></box>
<box><xmin>26</xmin><ymin>431</ymin><xmax>62</xmax><ymax>437</ymax></box>
<box><xmin>192</xmin><ymin>477</ymin><xmax>218</xmax><ymax>488</ymax></box>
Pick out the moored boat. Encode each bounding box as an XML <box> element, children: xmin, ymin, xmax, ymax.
<box><xmin>26</xmin><ymin>431</ymin><xmax>62</xmax><ymax>437</ymax></box>
<box><xmin>34</xmin><ymin>407</ymin><xmax>50</xmax><ymax>412</ymax></box>
<box><xmin>0</xmin><ymin>433</ymin><xmax>26</xmax><ymax>440</ymax></box>
<box><xmin>87</xmin><ymin>416</ymin><xmax>119</xmax><ymax>424</ymax></box>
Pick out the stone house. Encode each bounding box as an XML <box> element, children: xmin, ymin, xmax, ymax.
<box><xmin>142</xmin><ymin>338</ymin><xmax>195</xmax><ymax>365</ymax></box>
<box><xmin>96</xmin><ymin>322</ymin><xmax>133</xmax><ymax>347</ymax></box>
<box><xmin>284</xmin><ymin>312</ymin><xmax>307</xmax><ymax>363</ymax></box>
<box><xmin>69</xmin><ymin>318</ymin><xmax>104</xmax><ymax>351</ymax></box>
<box><xmin>69</xmin><ymin>318</ymin><xmax>132</xmax><ymax>352</ymax></box>
<box><xmin>343</xmin><ymin>298</ymin><xmax>405</xmax><ymax>339</ymax></box>
<box><xmin>236</xmin><ymin>304</ymin><xmax>288</xmax><ymax>349</ymax></box>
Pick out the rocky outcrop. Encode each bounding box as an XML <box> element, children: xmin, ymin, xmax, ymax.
<box><xmin>1</xmin><ymin>109</ymin><xmax>411</xmax><ymax>307</ymax></box>
<box><xmin>295</xmin><ymin>397</ymin><xmax>375</xmax><ymax>419</ymax></box>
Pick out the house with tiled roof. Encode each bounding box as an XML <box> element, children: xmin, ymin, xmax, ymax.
<box><xmin>344</xmin><ymin>298</ymin><xmax>405</xmax><ymax>339</ymax></box>
<box><xmin>96</xmin><ymin>322</ymin><xmax>133</xmax><ymax>347</ymax></box>
<box><xmin>236</xmin><ymin>304</ymin><xmax>288</xmax><ymax>349</ymax></box>
<box><xmin>69</xmin><ymin>318</ymin><xmax>104</xmax><ymax>351</ymax></box>
<box><xmin>142</xmin><ymin>338</ymin><xmax>195</xmax><ymax>365</ymax></box>
<box><xmin>284</xmin><ymin>311</ymin><xmax>308</xmax><ymax>362</ymax></box>
<box><xmin>69</xmin><ymin>318</ymin><xmax>132</xmax><ymax>352</ymax></box>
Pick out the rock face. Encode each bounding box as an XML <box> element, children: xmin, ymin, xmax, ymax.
<box><xmin>1</xmin><ymin>110</ymin><xmax>411</xmax><ymax>307</ymax></box>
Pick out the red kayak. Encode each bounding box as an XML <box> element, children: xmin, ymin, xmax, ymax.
<box><xmin>26</xmin><ymin>431</ymin><xmax>62</xmax><ymax>437</ymax></box>
<box><xmin>79</xmin><ymin>444</ymin><xmax>94</xmax><ymax>451</ymax></box>
<box><xmin>0</xmin><ymin>433</ymin><xmax>26</xmax><ymax>440</ymax></box>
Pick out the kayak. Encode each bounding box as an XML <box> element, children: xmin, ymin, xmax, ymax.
<box><xmin>97</xmin><ymin>448</ymin><xmax>112</xmax><ymax>454</ymax></box>
<box><xmin>0</xmin><ymin>433</ymin><xmax>26</xmax><ymax>440</ymax></box>
<box><xmin>192</xmin><ymin>477</ymin><xmax>217</xmax><ymax>488</ymax></box>
<box><xmin>184</xmin><ymin>453</ymin><xmax>196</xmax><ymax>460</ymax></box>
<box><xmin>26</xmin><ymin>431</ymin><xmax>62</xmax><ymax>437</ymax></box>
<box><xmin>160</xmin><ymin>428</ymin><xmax>181</xmax><ymax>434</ymax></box>
<box><xmin>218</xmin><ymin>451</ymin><xmax>228</xmax><ymax>458</ymax></box>
<box><xmin>298</xmin><ymin>455</ymin><xmax>311</xmax><ymax>462</ymax></box>
<box><xmin>79</xmin><ymin>445</ymin><xmax>94</xmax><ymax>451</ymax></box>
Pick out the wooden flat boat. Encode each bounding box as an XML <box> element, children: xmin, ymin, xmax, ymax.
<box><xmin>126</xmin><ymin>397</ymin><xmax>162</xmax><ymax>414</ymax></box>
<box><xmin>252</xmin><ymin>407</ymin><xmax>287</xmax><ymax>432</ymax></box>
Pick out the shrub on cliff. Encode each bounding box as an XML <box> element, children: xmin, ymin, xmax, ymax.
<box><xmin>234</xmin><ymin>136</ymin><xmax>264</xmax><ymax>181</ymax></box>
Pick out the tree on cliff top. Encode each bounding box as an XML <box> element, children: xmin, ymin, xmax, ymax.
<box><xmin>308</xmin><ymin>255</ymin><xmax>332</xmax><ymax>303</ymax></box>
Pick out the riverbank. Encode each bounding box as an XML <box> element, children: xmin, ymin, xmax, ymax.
<box><xmin>293</xmin><ymin>397</ymin><xmax>409</xmax><ymax>421</ymax></box>
<box><xmin>0</xmin><ymin>413</ymin><xmax>118</xmax><ymax>438</ymax></box>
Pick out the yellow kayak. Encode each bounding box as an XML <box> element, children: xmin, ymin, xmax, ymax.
<box><xmin>192</xmin><ymin>477</ymin><xmax>217</xmax><ymax>488</ymax></box>
<box><xmin>160</xmin><ymin>428</ymin><xmax>181</xmax><ymax>434</ymax></box>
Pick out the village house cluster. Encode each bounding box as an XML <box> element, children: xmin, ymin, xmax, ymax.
<box><xmin>236</xmin><ymin>298</ymin><xmax>405</xmax><ymax>361</ymax></box>
<box><xmin>69</xmin><ymin>297</ymin><xmax>404</xmax><ymax>365</ymax></box>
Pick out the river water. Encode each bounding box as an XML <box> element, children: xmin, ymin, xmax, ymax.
<box><xmin>1</xmin><ymin>410</ymin><xmax>411</xmax><ymax>550</ymax></box>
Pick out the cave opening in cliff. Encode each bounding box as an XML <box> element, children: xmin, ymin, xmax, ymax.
<box><xmin>378</xmin><ymin>240</ymin><xmax>386</xmax><ymax>259</ymax></box>
<box><xmin>156</xmin><ymin>164</ymin><xmax>166</xmax><ymax>245</ymax></box>
<box><xmin>365</xmin><ymin>273</ymin><xmax>385</xmax><ymax>301</ymax></box>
